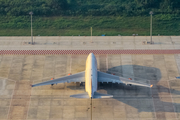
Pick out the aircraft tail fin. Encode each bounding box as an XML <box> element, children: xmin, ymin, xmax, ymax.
<box><xmin>70</xmin><ymin>92</ymin><xmax>89</xmax><ymax>98</ymax></box>
<box><xmin>93</xmin><ymin>92</ymin><xmax>113</xmax><ymax>98</ymax></box>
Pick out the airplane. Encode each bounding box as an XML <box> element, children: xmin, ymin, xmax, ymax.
<box><xmin>32</xmin><ymin>53</ymin><xmax>153</xmax><ymax>99</ymax></box>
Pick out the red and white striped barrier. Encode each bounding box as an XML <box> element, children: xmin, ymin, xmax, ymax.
<box><xmin>0</xmin><ymin>49</ymin><xmax>180</xmax><ymax>55</ymax></box>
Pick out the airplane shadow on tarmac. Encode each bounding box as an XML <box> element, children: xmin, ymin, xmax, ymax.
<box><xmin>67</xmin><ymin>65</ymin><xmax>180</xmax><ymax>113</ymax></box>
<box><xmin>103</xmin><ymin>65</ymin><xmax>180</xmax><ymax>113</ymax></box>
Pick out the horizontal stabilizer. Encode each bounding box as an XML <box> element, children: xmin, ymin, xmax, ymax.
<box><xmin>70</xmin><ymin>92</ymin><xmax>89</xmax><ymax>98</ymax></box>
<box><xmin>93</xmin><ymin>92</ymin><xmax>113</xmax><ymax>98</ymax></box>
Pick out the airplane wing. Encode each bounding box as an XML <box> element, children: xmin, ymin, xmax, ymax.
<box><xmin>97</xmin><ymin>71</ymin><xmax>152</xmax><ymax>88</ymax></box>
<box><xmin>32</xmin><ymin>71</ymin><xmax>85</xmax><ymax>87</ymax></box>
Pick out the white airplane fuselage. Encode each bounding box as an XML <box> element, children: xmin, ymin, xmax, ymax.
<box><xmin>85</xmin><ymin>53</ymin><xmax>97</xmax><ymax>98</ymax></box>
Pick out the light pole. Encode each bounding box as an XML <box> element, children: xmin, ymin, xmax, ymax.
<box><xmin>29</xmin><ymin>11</ymin><xmax>33</xmax><ymax>45</ymax></box>
<box><xmin>91</xmin><ymin>27</ymin><xmax>92</xmax><ymax>43</ymax></box>
<box><xmin>149</xmin><ymin>11</ymin><xmax>153</xmax><ymax>44</ymax></box>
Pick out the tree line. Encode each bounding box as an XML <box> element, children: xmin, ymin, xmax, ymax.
<box><xmin>0</xmin><ymin>0</ymin><xmax>180</xmax><ymax>16</ymax></box>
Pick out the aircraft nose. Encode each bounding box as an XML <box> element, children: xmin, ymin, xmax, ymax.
<box><xmin>89</xmin><ymin>53</ymin><xmax>95</xmax><ymax>57</ymax></box>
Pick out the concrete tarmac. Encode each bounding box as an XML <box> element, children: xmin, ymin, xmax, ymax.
<box><xmin>0</xmin><ymin>54</ymin><xmax>180</xmax><ymax>120</ymax></box>
<box><xmin>0</xmin><ymin>36</ymin><xmax>180</xmax><ymax>50</ymax></box>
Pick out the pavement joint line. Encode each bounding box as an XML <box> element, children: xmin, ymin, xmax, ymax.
<box><xmin>31</xmin><ymin>72</ymin><xmax>74</xmax><ymax>84</ymax></box>
<box><xmin>149</xmin><ymin>80</ymin><xmax>157</xmax><ymax>120</ymax></box>
<box><xmin>70</xmin><ymin>55</ymin><xmax>72</xmax><ymax>73</ymax></box>
<box><xmin>25</xmin><ymin>55</ymin><xmax>35</xmax><ymax>120</ymax></box>
<box><xmin>164</xmin><ymin>55</ymin><xmax>178</xmax><ymax>120</ymax></box>
<box><xmin>170</xmin><ymin>36</ymin><xmax>175</xmax><ymax>49</ymax></box>
<box><xmin>175</xmin><ymin>54</ymin><xmax>180</xmax><ymax>75</ymax></box>
<box><xmin>97</xmin><ymin>55</ymin><xmax>100</xmax><ymax>71</ymax></box>
<box><xmin>150</xmin><ymin>54</ymin><xmax>157</xmax><ymax>120</ymax></box>
<box><xmin>26</xmin><ymin>83</ymin><xmax>32</xmax><ymax>120</ymax></box>
<box><xmin>106</xmin><ymin>54</ymin><xmax>108</xmax><ymax>71</ymax></box>
<box><xmin>6</xmin><ymin>80</ymin><xmax>16</xmax><ymax>119</ymax></box>
<box><xmin>167</xmin><ymin>80</ymin><xmax>178</xmax><ymax>120</ymax></box>
<box><xmin>174</xmin><ymin>55</ymin><xmax>180</xmax><ymax>76</ymax></box>
<box><xmin>0</xmin><ymin>77</ymin><xmax>16</xmax><ymax>82</ymax></box>
<box><xmin>5</xmin><ymin>55</ymin><xmax>14</xmax><ymax>119</ymax></box>
<box><xmin>1</xmin><ymin>54</ymin><xmax>180</xmax><ymax>119</ymax></box>
<box><xmin>168</xmin><ymin>79</ymin><xmax>179</xmax><ymax>81</ymax></box>
<box><xmin>29</xmin><ymin>55</ymin><xmax>34</xmax><ymax>82</ymax></box>
<box><xmin>53</xmin><ymin>55</ymin><xmax>56</xmax><ymax>79</ymax></box>
<box><xmin>20</xmin><ymin>55</ymin><xmax>24</xmax><ymax>81</ymax></box>
<box><xmin>125</xmin><ymin>99</ymin><xmax>139</xmax><ymax>120</ymax></box>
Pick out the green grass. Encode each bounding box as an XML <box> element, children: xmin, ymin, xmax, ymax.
<box><xmin>0</xmin><ymin>15</ymin><xmax>180</xmax><ymax>36</ymax></box>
